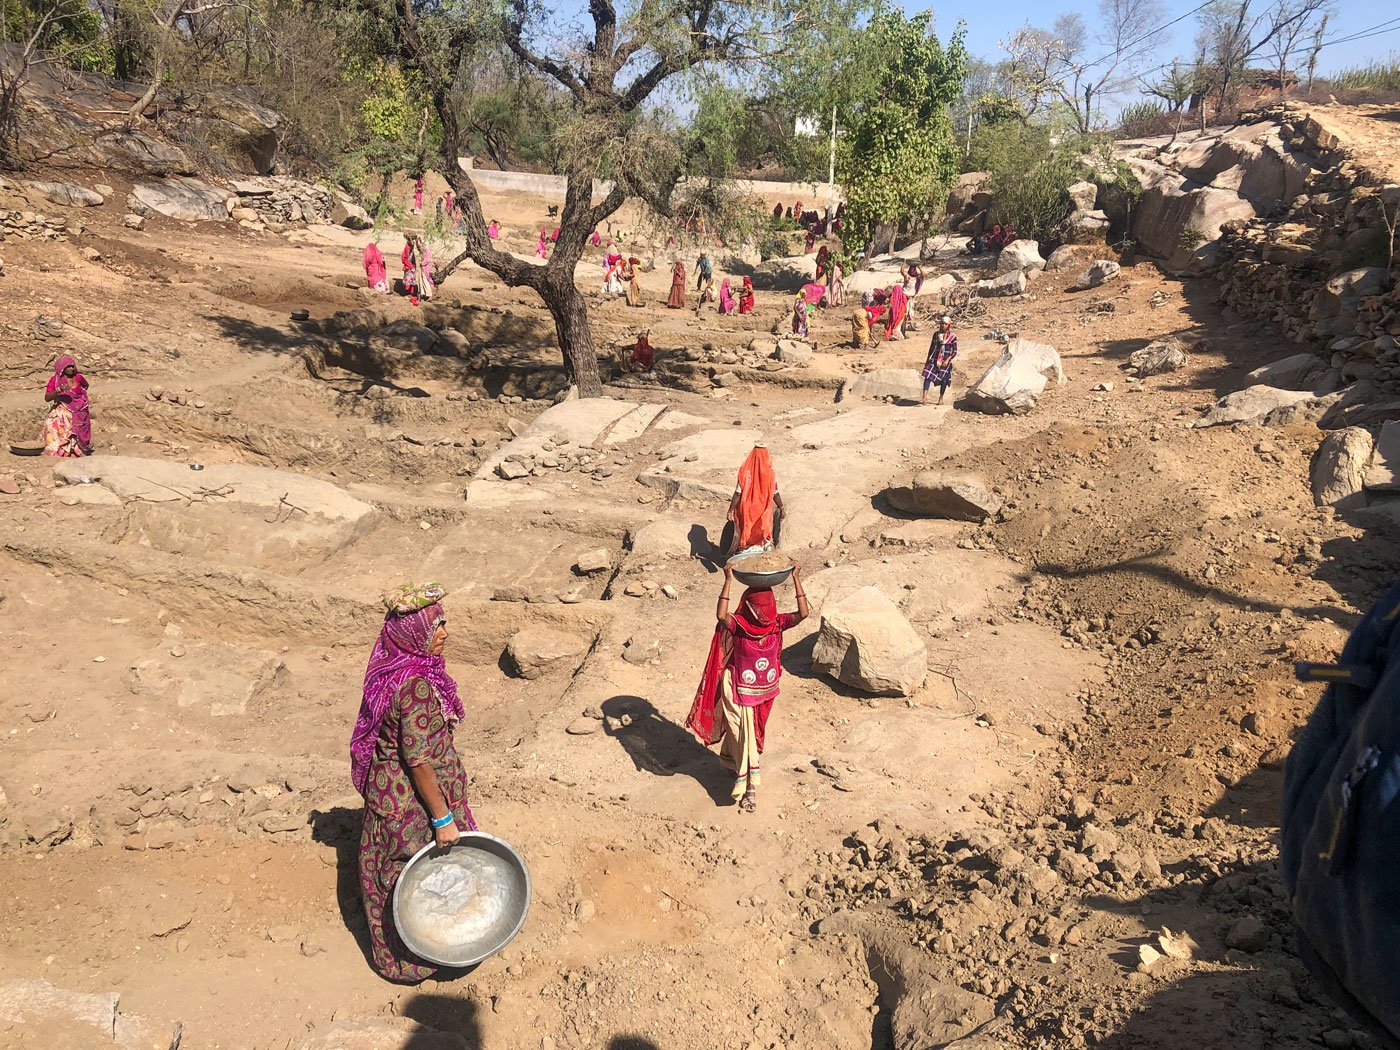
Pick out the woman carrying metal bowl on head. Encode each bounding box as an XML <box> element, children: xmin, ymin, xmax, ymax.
<box><xmin>686</xmin><ymin>561</ymin><xmax>808</xmax><ymax>813</ymax></box>
<box><xmin>349</xmin><ymin>583</ymin><xmax>478</xmax><ymax>982</ymax></box>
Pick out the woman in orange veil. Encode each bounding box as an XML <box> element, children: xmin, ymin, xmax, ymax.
<box><xmin>725</xmin><ymin>444</ymin><xmax>784</xmax><ymax>555</ymax></box>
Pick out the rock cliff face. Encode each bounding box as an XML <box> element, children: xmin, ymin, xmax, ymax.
<box><xmin>1113</xmin><ymin>118</ymin><xmax>1318</xmax><ymax>272</ymax></box>
<box><xmin>2</xmin><ymin>43</ymin><xmax>280</xmax><ymax>176</ymax></box>
<box><xmin>1208</xmin><ymin>105</ymin><xmax>1399</xmax><ymax>405</ymax></box>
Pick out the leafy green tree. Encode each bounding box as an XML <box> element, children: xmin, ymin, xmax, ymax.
<box><xmin>376</xmin><ymin>0</ymin><xmax>868</xmax><ymax>397</ymax></box>
<box><xmin>837</xmin><ymin>11</ymin><xmax>967</xmax><ymax>254</ymax></box>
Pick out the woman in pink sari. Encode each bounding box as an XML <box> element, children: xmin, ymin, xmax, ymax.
<box><xmin>412</xmin><ymin>177</ymin><xmax>424</xmax><ymax>214</ymax></box>
<box><xmin>536</xmin><ymin>228</ymin><xmax>549</xmax><ymax>259</ymax></box>
<box><xmin>487</xmin><ymin>220</ymin><xmax>501</xmax><ymax>239</ymax></box>
<box><xmin>800</xmin><ymin>282</ymin><xmax>827</xmax><ymax>308</ymax></box>
<box><xmin>884</xmin><ymin>284</ymin><xmax>908</xmax><ymax>340</ymax></box>
<box><xmin>718</xmin><ymin>278</ymin><xmax>736</xmax><ymax>315</ymax></box>
<box><xmin>42</xmin><ymin>355</ymin><xmax>91</xmax><ymax>456</ymax></box>
<box><xmin>363</xmin><ymin>242</ymin><xmax>389</xmax><ymax>293</ymax></box>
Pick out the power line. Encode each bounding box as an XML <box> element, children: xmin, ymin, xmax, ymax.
<box><xmin>1078</xmin><ymin>0</ymin><xmax>1217</xmax><ymax>74</ymax></box>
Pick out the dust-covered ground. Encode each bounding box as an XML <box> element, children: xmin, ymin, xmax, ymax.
<box><xmin>1</xmin><ymin>169</ymin><xmax>1395</xmax><ymax>1050</ymax></box>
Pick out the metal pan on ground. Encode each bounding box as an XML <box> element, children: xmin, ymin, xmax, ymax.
<box><xmin>8</xmin><ymin>444</ymin><xmax>43</xmax><ymax>456</ymax></box>
<box><xmin>727</xmin><ymin>553</ymin><xmax>793</xmax><ymax>590</ymax></box>
<box><xmin>290</xmin><ymin>309</ymin><xmax>310</xmax><ymax>322</ymax></box>
<box><xmin>393</xmin><ymin>832</ymin><xmax>531</xmax><ymax>968</ymax></box>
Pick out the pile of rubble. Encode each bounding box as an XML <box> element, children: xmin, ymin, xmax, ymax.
<box><xmin>494</xmin><ymin>434</ymin><xmax>620</xmax><ymax>481</ymax></box>
<box><xmin>227</xmin><ymin>177</ymin><xmax>346</xmax><ymax>228</ymax></box>
<box><xmin>1210</xmin><ymin>104</ymin><xmax>1398</xmax><ymax>389</ymax></box>
<box><xmin>0</xmin><ymin>208</ymin><xmax>77</xmax><ymax>241</ymax></box>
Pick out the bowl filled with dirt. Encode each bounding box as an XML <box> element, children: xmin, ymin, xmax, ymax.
<box><xmin>728</xmin><ymin>549</ymin><xmax>793</xmax><ymax>589</ymax></box>
<box><xmin>392</xmin><ymin>832</ymin><xmax>531</xmax><ymax>968</ymax></box>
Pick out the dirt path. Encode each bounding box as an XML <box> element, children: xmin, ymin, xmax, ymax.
<box><xmin>0</xmin><ymin>177</ymin><xmax>1385</xmax><ymax>1050</ymax></box>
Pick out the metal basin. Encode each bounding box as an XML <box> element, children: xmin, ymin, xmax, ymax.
<box><xmin>728</xmin><ymin>552</ymin><xmax>793</xmax><ymax>590</ymax></box>
<box><xmin>392</xmin><ymin>832</ymin><xmax>531</xmax><ymax>968</ymax></box>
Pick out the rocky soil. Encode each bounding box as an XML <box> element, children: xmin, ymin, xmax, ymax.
<box><xmin>2</xmin><ymin>105</ymin><xmax>1399</xmax><ymax>1050</ymax></box>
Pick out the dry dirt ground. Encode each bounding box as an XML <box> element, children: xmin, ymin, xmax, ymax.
<box><xmin>1</xmin><ymin>170</ymin><xmax>1397</xmax><ymax>1050</ymax></box>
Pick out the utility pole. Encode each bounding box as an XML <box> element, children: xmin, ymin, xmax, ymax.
<box><xmin>826</xmin><ymin>104</ymin><xmax>837</xmax><ymax>220</ymax></box>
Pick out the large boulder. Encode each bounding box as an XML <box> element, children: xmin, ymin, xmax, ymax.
<box><xmin>973</xmin><ymin>270</ymin><xmax>1027</xmax><ymax>298</ymax></box>
<box><xmin>331</xmin><ymin>197</ymin><xmax>373</xmax><ymax>230</ymax></box>
<box><xmin>371</xmin><ymin>319</ymin><xmax>440</xmax><ymax>354</ymax></box>
<box><xmin>838</xmin><ymin>368</ymin><xmax>922</xmax><ymax>402</ymax></box>
<box><xmin>1363</xmin><ymin>420</ymin><xmax>1400</xmax><ymax>493</ymax></box>
<box><xmin>1067</xmin><ymin>180</ymin><xmax>1098</xmax><ymax>212</ymax></box>
<box><xmin>1045</xmin><ymin>244</ymin><xmax>1093</xmax><ymax>272</ymax></box>
<box><xmin>1192</xmin><ymin>385</ymin><xmax>1315</xmax><ymax>428</ymax></box>
<box><xmin>996</xmin><ymin>239</ymin><xmax>1045</xmax><ymax>273</ymax></box>
<box><xmin>1248</xmin><ymin>352</ymin><xmax>1329</xmax><ymax>392</ymax></box>
<box><xmin>195</xmin><ymin>91</ymin><xmax>282</xmax><ymax>174</ymax></box>
<box><xmin>1312</xmin><ymin>427</ymin><xmax>1374</xmax><ymax>508</ymax></box>
<box><xmin>1133</xmin><ymin>183</ymin><xmax>1256</xmax><ymax>270</ymax></box>
<box><xmin>128</xmin><ymin>179</ymin><xmax>231</xmax><ymax>222</ymax></box>
<box><xmin>503</xmin><ymin>626</ymin><xmax>591</xmax><ymax>680</ymax></box>
<box><xmin>811</xmin><ymin>586</ymin><xmax>927</xmax><ymax>697</ymax></box>
<box><xmin>1073</xmin><ymin>260</ymin><xmax>1121</xmax><ymax>290</ymax></box>
<box><xmin>965</xmin><ymin>338</ymin><xmax>1063</xmax><ymax>415</ymax></box>
<box><xmin>1310</xmin><ymin>267</ymin><xmax>1390</xmax><ymax>334</ymax></box>
<box><xmin>25</xmin><ymin>180</ymin><xmax>103</xmax><ymax>207</ymax></box>
<box><xmin>751</xmin><ymin>253</ymin><xmax>817</xmax><ymax>292</ymax></box>
<box><xmin>1126</xmin><ymin>338</ymin><xmax>1189</xmax><ymax>378</ymax></box>
<box><xmin>886</xmin><ymin>472</ymin><xmax>1002</xmax><ymax>522</ymax></box>
<box><xmin>127</xmin><ymin>638</ymin><xmax>286</xmax><ymax>717</ymax></box>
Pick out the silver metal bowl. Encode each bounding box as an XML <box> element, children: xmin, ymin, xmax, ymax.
<box><xmin>728</xmin><ymin>552</ymin><xmax>793</xmax><ymax>590</ymax></box>
<box><xmin>392</xmin><ymin>832</ymin><xmax>531</xmax><ymax>968</ymax></box>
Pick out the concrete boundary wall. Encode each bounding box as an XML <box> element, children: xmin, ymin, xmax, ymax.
<box><xmin>458</xmin><ymin>159</ymin><xmax>841</xmax><ymax>206</ymax></box>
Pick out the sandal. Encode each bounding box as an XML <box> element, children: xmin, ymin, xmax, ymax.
<box><xmin>739</xmin><ymin>789</ymin><xmax>757</xmax><ymax>813</ymax></box>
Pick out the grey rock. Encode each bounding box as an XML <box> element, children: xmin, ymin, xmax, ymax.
<box><xmin>965</xmin><ymin>338</ymin><xmax>1063</xmax><ymax>415</ymax></box>
<box><xmin>886</xmin><ymin>472</ymin><xmax>1002</xmax><ymax>522</ymax></box>
<box><xmin>837</xmin><ymin>368</ymin><xmax>922</xmax><ymax>402</ymax></box>
<box><xmin>812</xmin><ymin>586</ymin><xmax>927</xmax><ymax>697</ymax></box>
<box><xmin>1127</xmin><ymin>338</ymin><xmax>1189</xmax><ymax>378</ymax></box>
<box><xmin>1074</xmin><ymin>260</ymin><xmax>1121</xmax><ymax>290</ymax></box>
<box><xmin>504</xmin><ymin>626</ymin><xmax>591</xmax><ymax>680</ymax></box>
<box><xmin>1312</xmin><ymin>427</ymin><xmax>1373</xmax><ymax>507</ymax></box>
<box><xmin>1364</xmin><ymin>419</ymin><xmax>1400</xmax><ymax>493</ymax></box>
<box><xmin>128</xmin><ymin>179</ymin><xmax>230</xmax><ymax>222</ymax></box>
<box><xmin>1193</xmin><ymin>385</ymin><xmax>1315</xmax><ymax>428</ymax></box>
<box><xmin>1224</xmin><ymin>915</ymin><xmax>1269</xmax><ymax>952</ymax></box>
<box><xmin>973</xmin><ymin>269</ymin><xmax>1027</xmax><ymax>298</ymax></box>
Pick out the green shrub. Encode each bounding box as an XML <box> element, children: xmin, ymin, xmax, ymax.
<box><xmin>1118</xmin><ymin>101</ymin><xmax>1167</xmax><ymax>139</ymax></box>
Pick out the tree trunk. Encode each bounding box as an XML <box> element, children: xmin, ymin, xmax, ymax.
<box><xmin>543</xmin><ymin>274</ymin><xmax>603</xmax><ymax>398</ymax></box>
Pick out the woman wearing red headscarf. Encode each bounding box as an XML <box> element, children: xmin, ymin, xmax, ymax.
<box><xmin>686</xmin><ymin>563</ymin><xmax>808</xmax><ymax>811</ymax></box>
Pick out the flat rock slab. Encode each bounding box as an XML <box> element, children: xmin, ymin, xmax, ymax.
<box><xmin>636</xmin><ymin>471</ymin><xmax>732</xmax><ymax>503</ymax></box>
<box><xmin>54</xmin><ymin>455</ymin><xmax>376</xmax><ymax>566</ymax></box>
<box><xmin>660</xmin><ymin>428</ymin><xmax>764</xmax><ymax>465</ymax></box>
<box><xmin>127</xmin><ymin>639</ymin><xmax>287</xmax><ymax>716</ymax></box>
<box><xmin>1193</xmin><ymin>385</ymin><xmax>1314</xmax><ymax>427</ymax></box>
<box><xmin>1249</xmin><ymin>352</ymin><xmax>1327</xmax><ymax>391</ymax></box>
<box><xmin>603</xmin><ymin>403</ymin><xmax>668</xmax><ymax>445</ymax></box>
<box><xmin>790</xmin><ymin>407</ymin><xmax>901</xmax><ymax>449</ymax></box>
<box><xmin>475</xmin><ymin>397</ymin><xmax>641</xmax><ymax>481</ymax></box>
<box><xmin>294</xmin><ymin>1018</ymin><xmax>470</xmax><ymax>1050</ymax></box>
<box><xmin>838</xmin><ymin>368</ymin><xmax>922</xmax><ymax>402</ymax></box>
<box><xmin>0</xmin><ymin>978</ymin><xmax>161</xmax><ymax>1050</ymax></box>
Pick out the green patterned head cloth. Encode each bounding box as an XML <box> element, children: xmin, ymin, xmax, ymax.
<box><xmin>381</xmin><ymin>582</ymin><xmax>447</xmax><ymax>616</ymax></box>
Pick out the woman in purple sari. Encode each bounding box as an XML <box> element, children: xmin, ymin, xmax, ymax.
<box><xmin>351</xmin><ymin>583</ymin><xmax>477</xmax><ymax>983</ymax></box>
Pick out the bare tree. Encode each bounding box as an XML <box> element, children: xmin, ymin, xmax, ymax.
<box><xmin>124</xmin><ymin>0</ymin><xmax>244</xmax><ymax>127</ymax></box>
<box><xmin>1002</xmin><ymin>0</ymin><xmax>1166</xmax><ymax>135</ymax></box>
<box><xmin>1265</xmin><ymin>0</ymin><xmax>1334</xmax><ymax>100</ymax></box>
<box><xmin>1194</xmin><ymin>0</ymin><xmax>1331</xmax><ymax>116</ymax></box>
<box><xmin>380</xmin><ymin>0</ymin><xmax>853</xmax><ymax>397</ymax></box>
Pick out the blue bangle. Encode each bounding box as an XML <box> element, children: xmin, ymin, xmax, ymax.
<box><xmin>431</xmin><ymin>812</ymin><xmax>454</xmax><ymax>829</ymax></box>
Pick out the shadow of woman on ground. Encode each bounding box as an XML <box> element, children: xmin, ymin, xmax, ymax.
<box><xmin>601</xmin><ymin>694</ymin><xmax>735</xmax><ymax>807</ymax></box>
<box><xmin>309</xmin><ymin>805</ymin><xmax>375</xmax><ymax>967</ymax></box>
